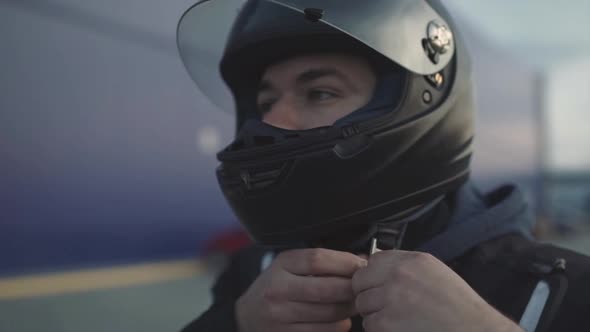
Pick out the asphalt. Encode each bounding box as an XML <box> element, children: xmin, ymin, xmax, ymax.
<box><xmin>2</xmin><ymin>235</ymin><xmax>590</xmax><ymax>332</ymax></box>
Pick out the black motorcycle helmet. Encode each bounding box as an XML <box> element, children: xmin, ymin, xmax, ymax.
<box><xmin>177</xmin><ymin>0</ymin><xmax>475</xmax><ymax>248</ymax></box>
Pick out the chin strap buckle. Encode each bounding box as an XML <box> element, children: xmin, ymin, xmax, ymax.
<box><xmin>368</xmin><ymin>196</ymin><xmax>445</xmax><ymax>255</ymax></box>
<box><xmin>369</xmin><ymin>222</ymin><xmax>408</xmax><ymax>255</ymax></box>
<box><xmin>369</xmin><ymin>237</ymin><xmax>382</xmax><ymax>255</ymax></box>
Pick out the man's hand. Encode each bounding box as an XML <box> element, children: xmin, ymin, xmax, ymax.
<box><xmin>236</xmin><ymin>248</ymin><xmax>367</xmax><ymax>332</ymax></box>
<box><xmin>352</xmin><ymin>250</ymin><xmax>524</xmax><ymax>332</ymax></box>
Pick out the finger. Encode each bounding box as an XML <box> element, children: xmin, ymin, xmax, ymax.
<box><xmin>352</xmin><ymin>263</ymin><xmax>384</xmax><ymax>295</ymax></box>
<box><xmin>367</xmin><ymin>248</ymin><xmax>415</xmax><ymax>267</ymax></box>
<box><xmin>269</xmin><ymin>274</ymin><xmax>355</xmax><ymax>303</ymax></box>
<box><xmin>352</xmin><ymin>250</ymin><xmax>414</xmax><ymax>294</ymax></box>
<box><xmin>355</xmin><ymin>287</ymin><xmax>386</xmax><ymax>316</ymax></box>
<box><xmin>278</xmin><ymin>248</ymin><xmax>367</xmax><ymax>277</ymax></box>
<box><xmin>362</xmin><ymin>310</ymin><xmax>391</xmax><ymax>332</ymax></box>
<box><xmin>273</xmin><ymin>301</ymin><xmax>356</xmax><ymax>323</ymax></box>
<box><xmin>288</xmin><ymin>319</ymin><xmax>352</xmax><ymax>332</ymax></box>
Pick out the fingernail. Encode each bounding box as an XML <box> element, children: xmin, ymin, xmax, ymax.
<box><xmin>359</xmin><ymin>259</ymin><xmax>368</xmax><ymax>267</ymax></box>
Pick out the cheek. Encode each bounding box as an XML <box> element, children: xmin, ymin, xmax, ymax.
<box><xmin>301</xmin><ymin>94</ymin><xmax>374</xmax><ymax>128</ymax></box>
<box><xmin>328</xmin><ymin>95</ymin><xmax>372</xmax><ymax>122</ymax></box>
<box><xmin>310</xmin><ymin>105</ymin><xmax>353</xmax><ymax>126</ymax></box>
<box><xmin>303</xmin><ymin>110</ymin><xmax>341</xmax><ymax>128</ymax></box>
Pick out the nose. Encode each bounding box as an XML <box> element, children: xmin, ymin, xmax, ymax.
<box><xmin>261</xmin><ymin>97</ymin><xmax>304</xmax><ymax>130</ymax></box>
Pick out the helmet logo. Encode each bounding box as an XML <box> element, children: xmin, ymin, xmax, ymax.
<box><xmin>424</xmin><ymin>20</ymin><xmax>453</xmax><ymax>64</ymax></box>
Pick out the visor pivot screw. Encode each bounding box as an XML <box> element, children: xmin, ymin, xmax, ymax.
<box><xmin>304</xmin><ymin>8</ymin><xmax>324</xmax><ymax>22</ymax></box>
<box><xmin>424</xmin><ymin>20</ymin><xmax>453</xmax><ymax>64</ymax></box>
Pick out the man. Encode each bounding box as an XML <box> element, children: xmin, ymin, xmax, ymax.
<box><xmin>177</xmin><ymin>1</ymin><xmax>590</xmax><ymax>331</ymax></box>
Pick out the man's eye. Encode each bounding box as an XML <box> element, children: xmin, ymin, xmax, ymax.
<box><xmin>308</xmin><ymin>90</ymin><xmax>337</xmax><ymax>102</ymax></box>
<box><xmin>257</xmin><ymin>100</ymin><xmax>275</xmax><ymax>114</ymax></box>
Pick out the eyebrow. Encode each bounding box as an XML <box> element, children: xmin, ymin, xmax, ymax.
<box><xmin>258</xmin><ymin>67</ymin><xmax>356</xmax><ymax>94</ymax></box>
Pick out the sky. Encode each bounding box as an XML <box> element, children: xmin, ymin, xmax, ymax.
<box><xmin>445</xmin><ymin>0</ymin><xmax>590</xmax><ymax>172</ymax></box>
<box><xmin>445</xmin><ymin>0</ymin><xmax>590</xmax><ymax>65</ymax></box>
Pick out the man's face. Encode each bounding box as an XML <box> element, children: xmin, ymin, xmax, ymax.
<box><xmin>257</xmin><ymin>54</ymin><xmax>377</xmax><ymax>130</ymax></box>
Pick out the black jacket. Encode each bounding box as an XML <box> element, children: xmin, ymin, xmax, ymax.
<box><xmin>182</xmin><ymin>233</ymin><xmax>590</xmax><ymax>332</ymax></box>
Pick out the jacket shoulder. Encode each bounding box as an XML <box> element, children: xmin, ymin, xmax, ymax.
<box><xmin>455</xmin><ymin>234</ymin><xmax>590</xmax><ymax>332</ymax></box>
<box><xmin>529</xmin><ymin>242</ymin><xmax>590</xmax><ymax>331</ymax></box>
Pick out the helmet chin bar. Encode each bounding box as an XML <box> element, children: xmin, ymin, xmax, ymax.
<box><xmin>302</xmin><ymin>196</ymin><xmax>444</xmax><ymax>254</ymax></box>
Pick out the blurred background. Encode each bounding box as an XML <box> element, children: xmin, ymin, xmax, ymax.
<box><xmin>0</xmin><ymin>0</ymin><xmax>588</xmax><ymax>331</ymax></box>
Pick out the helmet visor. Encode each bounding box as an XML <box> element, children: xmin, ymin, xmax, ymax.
<box><xmin>177</xmin><ymin>0</ymin><xmax>454</xmax><ymax>112</ymax></box>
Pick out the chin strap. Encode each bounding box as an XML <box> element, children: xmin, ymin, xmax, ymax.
<box><xmin>292</xmin><ymin>196</ymin><xmax>446</xmax><ymax>255</ymax></box>
<box><xmin>369</xmin><ymin>223</ymin><xmax>407</xmax><ymax>254</ymax></box>
<box><xmin>368</xmin><ymin>196</ymin><xmax>444</xmax><ymax>255</ymax></box>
